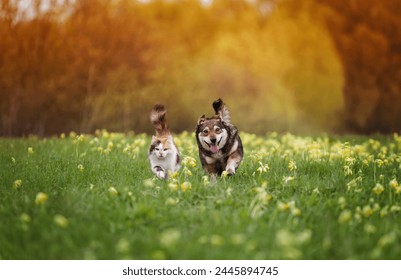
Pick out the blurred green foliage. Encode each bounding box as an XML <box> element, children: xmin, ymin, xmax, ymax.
<box><xmin>0</xmin><ymin>0</ymin><xmax>400</xmax><ymax>136</ymax></box>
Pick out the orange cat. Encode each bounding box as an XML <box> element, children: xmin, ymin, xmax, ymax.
<box><xmin>148</xmin><ymin>104</ymin><xmax>181</xmax><ymax>179</ymax></box>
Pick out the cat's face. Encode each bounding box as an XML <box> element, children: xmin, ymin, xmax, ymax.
<box><xmin>150</xmin><ymin>136</ymin><xmax>173</xmax><ymax>159</ymax></box>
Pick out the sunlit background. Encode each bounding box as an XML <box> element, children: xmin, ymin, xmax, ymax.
<box><xmin>1</xmin><ymin>0</ymin><xmax>400</xmax><ymax>136</ymax></box>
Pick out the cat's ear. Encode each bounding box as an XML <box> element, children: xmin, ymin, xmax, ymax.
<box><xmin>197</xmin><ymin>114</ymin><xmax>206</xmax><ymax>125</ymax></box>
<box><xmin>152</xmin><ymin>135</ymin><xmax>157</xmax><ymax>142</ymax></box>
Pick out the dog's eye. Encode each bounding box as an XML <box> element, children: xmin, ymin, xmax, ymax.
<box><xmin>215</xmin><ymin>127</ymin><xmax>221</xmax><ymax>133</ymax></box>
<box><xmin>202</xmin><ymin>129</ymin><xmax>209</xmax><ymax>135</ymax></box>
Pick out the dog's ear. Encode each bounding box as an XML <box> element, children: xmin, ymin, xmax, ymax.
<box><xmin>197</xmin><ymin>115</ymin><xmax>206</xmax><ymax>125</ymax></box>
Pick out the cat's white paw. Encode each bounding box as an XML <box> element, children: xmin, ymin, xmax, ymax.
<box><xmin>156</xmin><ymin>170</ymin><xmax>165</xmax><ymax>179</ymax></box>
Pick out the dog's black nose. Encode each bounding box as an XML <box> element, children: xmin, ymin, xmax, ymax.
<box><xmin>210</xmin><ymin>138</ymin><xmax>217</xmax><ymax>144</ymax></box>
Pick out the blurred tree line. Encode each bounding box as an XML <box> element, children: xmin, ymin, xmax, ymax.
<box><xmin>319</xmin><ymin>0</ymin><xmax>401</xmax><ymax>134</ymax></box>
<box><xmin>0</xmin><ymin>0</ymin><xmax>400</xmax><ymax>136</ymax></box>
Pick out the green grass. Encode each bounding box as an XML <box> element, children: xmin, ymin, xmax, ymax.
<box><xmin>1</xmin><ymin>131</ymin><xmax>401</xmax><ymax>259</ymax></box>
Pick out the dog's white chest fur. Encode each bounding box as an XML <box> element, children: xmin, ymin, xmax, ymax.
<box><xmin>204</xmin><ymin>155</ymin><xmax>218</xmax><ymax>164</ymax></box>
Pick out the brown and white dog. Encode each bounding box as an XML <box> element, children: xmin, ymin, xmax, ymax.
<box><xmin>195</xmin><ymin>98</ymin><xmax>244</xmax><ymax>176</ymax></box>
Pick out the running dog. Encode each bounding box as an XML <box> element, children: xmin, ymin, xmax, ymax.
<box><xmin>195</xmin><ymin>98</ymin><xmax>244</xmax><ymax>176</ymax></box>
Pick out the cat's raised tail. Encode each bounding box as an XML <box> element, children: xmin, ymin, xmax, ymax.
<box><xmin>150</xmin><ymin>104</ymin><xmax>169</xmax><ymax>136</ymax></box>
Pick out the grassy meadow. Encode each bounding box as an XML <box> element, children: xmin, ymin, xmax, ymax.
<box><xmin>1</xmin><ymin>130</ymin><xmax>401</xmax><ymax>259</ymax></box>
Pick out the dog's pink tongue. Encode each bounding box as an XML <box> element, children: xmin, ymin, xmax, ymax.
<box><xmin>210</xmin><ymin>144</ymin><xmax>219</xmax><ymax>153</ymax></box>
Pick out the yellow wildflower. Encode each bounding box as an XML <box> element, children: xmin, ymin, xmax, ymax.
<box><xmin>35</xmin><ymin>192</ymin><xmax>48</xmax><ymax>205</ymax></box>
<box><xmin>20</xmin><ymin>213</ymin><xmax>31</xmax><ymax>223</ymax></box>
<box><xmin>231</xmin><ymin>234</ymin><xmax>246</xmax><ymax>245</ymax></box>
<box><xmin>283</xmin><ymin>176</ymin><xmax>295</xmax><ymax>184</ymax></box>
<box><xmin>345</xmin><ymin>157</ymin><xmax>356</xmax><ymax>165</ymax></box>
<box><xmin>343</xmin><ymin>165</ymin><xmax>353</xmax><ymax>176</ymax></box>
<box><xmin>101</xmin><ymin>130</ymin><xmax>110</xmax><ymax>139</ymax></box>
<box><xmin>180</xmin><ymin>181</ymin><xmax>192</xmax><ymax>192</ymax></box>
<box><xmin>276</xmin><ymin>229</ymin><xmax>295</xmax><ymax>247</ymax></box>
<box><xmin>108</xmin><ymin>187</ymin><xmax>118</xmax><ymax>195</ymax></box>
<box><xmin>362</xmin><ymin>205</ymin><xmax>373</xmax><ymax>217</ymax></box>
<box><xmin>257</xmin><ymin>161</ymin><xmax>270</xmax><ymax>173</ymax></box>
<box><xmin>210</xmin><ymin>234</ymin><xmax>225</xmax><ymax>247</ymax></box>
<box><xmin>107</xmin><ymin>141</ymin><xmax>114</xmax><ymax>149</ymax></box>
<box><xmin>159</xmin><ymin>228</ymin><xmax>181</xmax><ymax>247</ymax></box>
<box><xmin>346</xmin><ymin>176</ymin><xmax>362</xmax><ymax>191</ymax></box>
<box><xmin>389</xmin><ymin>179</ymin><xmax>398</xmax><ymax>189</ymax></box>
<box><xmin>73</xmin><ymin>134</ymin><xmax>85</xmax><ymax>144</ymax></box>
<box><xmin>165</xmin><ymin>197</ymin><xmax>179</xmax><ymax>206</ymax></box>
<box><xmin>143</xmin><ymin>179</ymin><xmax>154</xmax><ymax>188</ymax></box>
<box><xmin>183</xmin><ymin>167</ymin><xmax>192</xmax><ymax>177</ymax></box>
<box><xmin>372</xmin><ymin>183</ymin><xmax>385</xmax><ymax>195</ymax></box>
<box><xmin>338</xmin><ymin>196</ymin><xmax>346</xmax><ymax>208</ymax></box>
<box><xmin>375</xmin><ymin>159</ymin><xmax>384</xmax><ymax>167</ymax></box>
<box><xmin>115</xmin><ymin>238</ymin><xmax>130</xmax><ymax>254</ymax></box>
<box><xmin>288</xmin><ymin>160</ymin><xmax>297</xmax><ymax>172</ymax></box>
<box><xmin>380</xmin><ymin>206</ymin><xmax>388</xmax><ymax>217</ymax></box>
<box><xmin>364</xmin><ymin>223</ymin><xmax>376</xmax><ymax>234</ymax></box>
<box><xmin>338</xmin><ymin>209</ymin><xmax>352</xmax><ymax>224</ymax></box>
<box><xmin>253</xmin><ymin>187</ymin><xmax>272</xmax><ymax>204</ymax></box>
<box><xmin>13</xmin><ymin>179</ymin><xmax>22</xmax><ymax>189</ymax></box>
<box><xmin>378</xmin><ymin>232</ymin><xmax>396</xmax><ymax>248</ymax></box>
<box><xmin>277</xmin><ymin>201</ymin><xmax>291</xmax><ymax>211</ymax></box>
<box><xmin>77</xmin><ymin>164</ymin><xmax>84</xmax><ymax>172</ymax></box>
<box><xmin>168</xmin><ymin>171</ymin><xmax>179</xmax><ymax>179</ymax></box>
<box><xmin>202</xmin><ymin>176</ymin><xmax>210</xmax><ymax>186</ymax></box>
<box><xmin>168</xmin><ymin>182</ymin><xmax>178</xmax><ymax>191</ymax></box>
<box><xmin>54</xmin><ymin>214</ymin><xmax>69</xmax><ymax>228</ymax></box>
<box><xmin>296</xmin><ymin>230</ymin><xmax>312</xmax><ymax>244</ymax></box>
<box><xmin>182</xmin><ymin>156</ymin><xmax>197</xmax><ymax>168</ymax></box>
<box><xmin>28</xmin><ymin>147</ymin><xmax>34</xmax><ymax>154</ymax></box>
<box><xmin>291</xmin><ymin>207</ymin><xmax>301</xmax><ymax>216</ymax></box>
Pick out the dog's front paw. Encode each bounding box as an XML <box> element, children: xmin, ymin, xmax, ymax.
<box><xmin>226</xmin><ymin>167</ymin><xmax>235</xmax><ymax>176</ymax></box>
